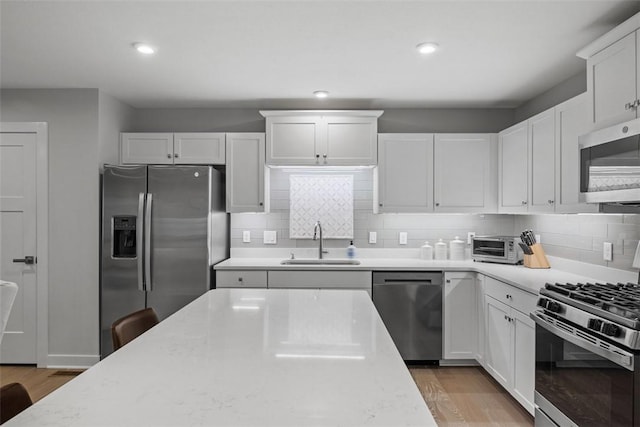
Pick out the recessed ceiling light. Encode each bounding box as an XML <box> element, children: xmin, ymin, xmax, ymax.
<box><xmin>133</xmin><ymin>43</ymin><xmax>156</xmax><ymax>55</ymax></box>
<box><xmin>313</xmin><ymin>90</ymin><xmax>329</xmax><ymax>98</ymax></box>
<box><xmin>416</xmin><ymin>42</ymin><xmax>439</xmax><ymax>55</ymax></box>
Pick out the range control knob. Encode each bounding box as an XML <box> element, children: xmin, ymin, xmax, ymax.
<box><xmin>546</xmin><ymin>301</ymin><xmax>562</xmax><ymax>313</ymax></box>
<box><xmin>601</xmin><ymin>323</ymin><xmax>621</xmax><ymax>337</ymax></box>
<box><xmin>588</xmin><ymin>319</ymin><xmax>603</xmax><ymax>331</ymax></box>
<box><xmin>537</xmin><ymin>298</ymin><xmax>549</xmax><ymax>308</ymax></box>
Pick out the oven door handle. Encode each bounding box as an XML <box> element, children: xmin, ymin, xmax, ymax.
<box><xmin>531</xmin><ymin>311</ymin><xmax>634</xmax><ymax>371</ymax></box>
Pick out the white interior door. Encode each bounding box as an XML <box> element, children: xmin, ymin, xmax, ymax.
<box><xmin>0</xmin><ymin>131</ymin><xmax>38</xmax><ymax>363</ymax></box>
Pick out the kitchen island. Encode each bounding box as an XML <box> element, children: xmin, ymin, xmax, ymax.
<box><xmin>5</xmin><ymin>289</ymin><xmax>435</xmax><ymax>426</ymax></box>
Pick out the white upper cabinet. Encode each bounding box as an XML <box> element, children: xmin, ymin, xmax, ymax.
<box><xmin>554</xmin><ymin>94</ymin><xmax>598</xmax><ymax>213</ymax></box>
<box><xmin>498</xmin><ymin>122</ymin><xmax>529</xmax><ymax>212</ymax></box>
<box><xmin>585</xmin><ymin>32</ymin><xmax>638</xmax><ymax>130</ymax></box>
<box><xmin>261</xmin><ymin>110</ymin><xmax>382</xmax><ymax>166</ymax></box>
<box><xmin>225</xmin><ymin>133</ymin><xmax>265</xmax><ymax>213</ymax></box>
<box><xmin>434</xmin><ymin>134</ymin><xmax>497</xmax><ymax>213</ymax></box>
<box><xmin>377</xmin><ymin>134</ymin><xmax>434</xmax><ymax>212</ymax></box>
<box><xmin>499</xmin><ymin>109</ymin><xmax>557</xmax><ymax>213</ymax></box>
<box><xmin>121</xmin><ymin>132</ymin><xmax>226</xmax><ymax>165</ymax></box>
<box><xmin>578</xmin><ymin>14</ymin><xmax>640</xmax><ymax>130</ymax></box>
<box><xmin>121</xmin><ymin>133</ymin><xmax>174</xmax><ymax>164</ymax></box>
<box><xmin>528</xmin><ymin>109</ymin><xmax>556</xmax><ymax>213</ymax></box>
<box><xmin>173</xmin><ymin>133</ymin><xmax>225</xmax><ymax>164</ymax></box>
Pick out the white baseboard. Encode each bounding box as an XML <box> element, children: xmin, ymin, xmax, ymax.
<box><xmin>45</xmin><ymin>354</ymin><xmax>99</xmax><ymax>369</ymax></box>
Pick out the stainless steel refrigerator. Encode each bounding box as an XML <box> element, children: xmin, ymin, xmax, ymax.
<box><xmin>100</xmin><ymin>165</ymin><xmax>228</xmax><ymax>358</ymax></box>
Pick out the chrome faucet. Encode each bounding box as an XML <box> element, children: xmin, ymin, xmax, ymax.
<box><xmin>313</xmin><ymin>221</ymin><xmax>328</xmax><ymax>259</ymax></box>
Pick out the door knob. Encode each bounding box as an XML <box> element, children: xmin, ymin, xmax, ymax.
<box><xmin>13</xmin><ymin>256</ymin><xmax>36</xmax><ymax>265</ymax></box>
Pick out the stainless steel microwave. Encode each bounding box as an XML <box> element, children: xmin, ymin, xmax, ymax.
<box><xmin>579</xmin><ymin>117</ymin><xmax>640</xmax><ymax>205</ymax></box>
<box><xmin>471</xmin><ymin>236</ymin><xmax>523</xmax><ymax>265</ymax></box>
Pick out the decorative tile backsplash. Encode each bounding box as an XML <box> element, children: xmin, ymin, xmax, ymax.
<box><xmin>289</xmin><ymin>174</ymin><xmax>353</xmax><ymax>239</ymax></box>
<box><xmin>229</xmin><ymin>168</ymin><xmax>640</xmax><ymax>272</ymax></box>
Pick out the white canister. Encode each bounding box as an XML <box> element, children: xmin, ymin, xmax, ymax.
<box><xmin>434</xmin><ymin>239</ymin><xmax>447</xmax><ymax>260</ymax></box>
<box><xmin>449</xmin><ymin>236</ymin><xmax>465</xmax><ymax>261</ymax></box>
<box><xmin>420</xmin><ymin>241</ymin><xmax>433</xmax><ymax>260</ymax></box>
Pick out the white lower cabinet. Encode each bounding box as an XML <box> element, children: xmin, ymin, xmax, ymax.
<box><xmin>443</xmin><ymin>272</ymin><xmax>477</xmax><ymax>360</ymax></box>
<box><xmin>216</xmin><ymin>270</ymin><xmax>268</xmax><ymax>288</ymax></box>
<box><xmin>483</xmin><ymin>276</ymin><xmax>536</xmax><ymax>415</ymax></box>
<box><xmin>268</xmin><ymin>270</ymin><xmax>372</xmax><ymax>295</ymax></box>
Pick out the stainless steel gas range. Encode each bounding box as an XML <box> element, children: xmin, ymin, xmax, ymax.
<box><xmin>531</xmin><ymin>282</ymin><xmax>640</xmax><ymax>427</ymax></box>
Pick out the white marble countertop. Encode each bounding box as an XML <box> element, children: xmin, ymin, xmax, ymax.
<box><xmin>6</xmin><ymin>289</ymin><xmax>435</xmax><ymax>427</ymax></box>
<box><xmin>215</xmin><ymin>255</ymin><xmax>637</xmax><ymax>296</ymax></box>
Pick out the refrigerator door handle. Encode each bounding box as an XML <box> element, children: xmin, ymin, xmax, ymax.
<box><xmin>144</xmin><ymin>193</ymin><xmax>153</xmax><ymax>291</ymax></box>
<box><xmin>137</xmin><ymin>193</ymin><xmax>145</xmax><ymax>292</ymax></box>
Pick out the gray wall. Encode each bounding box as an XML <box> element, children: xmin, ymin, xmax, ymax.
<box><xmin>1</xmin><ymin>89</ymin><xmax>101</xmax><ymax>361</ymax></box>
<box><xmin>99</xmin><ymin>92</ymin><xmax>135</xmax><ymax>167</ymax></box>
<box><xmin>133</xmin><ymin>107</ymin><xmax>515</xmax><ymax>134</ymax></box>
<box><xmin>514</xmin><ymin>70</ymin><xmax>587</xmax><ymax>123</ymax></box>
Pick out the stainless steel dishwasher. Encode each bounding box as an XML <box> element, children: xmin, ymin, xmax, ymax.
<box><xmin>372</xmin><ymin>271</ymin><xmax>443</xmax><ymax>362</ymax></box>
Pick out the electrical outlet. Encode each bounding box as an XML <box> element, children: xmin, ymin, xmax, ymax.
<box><xmin>369</xmin><ymin>231</ymin><xmax>377</xmax><ymax>244</ymax></box>
<box><xmin>467</xmin><ymin>232</ymin><xmax>476</xmax><ymax>244</ymax></box>
<box><xmin>603</xmin><ymin>242</ymin><xmax>613</xmax><ymax>261</ymax></box>
<box><xmin>263</xmin><ymin>230</ymin><xmax>277</xmax><ymax>245</ymax></box>
<box><xmin>399</xmin><ymin>232</ymin><xmax>408</xmax><ymax>245</ymax></box>
<box><xmin>242</xmin><ymin>230</ymin><xmax>251</xmax><ymax>243</ymax></box>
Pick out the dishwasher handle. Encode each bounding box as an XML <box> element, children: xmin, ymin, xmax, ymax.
<box><xmin>372</xmin><ymin>271</ymin><xmax>443</xmax><ymax>285</ymax></box>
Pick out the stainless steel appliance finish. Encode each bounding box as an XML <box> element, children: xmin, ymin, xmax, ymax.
<box><xmin>533</xmin><ymin>281</ymin><xmax>640</xmax><ymax>426</ymax></box>
<box><xmin>579</xmin><ymin>116</ymin><xmax>640</xmax><ymax>206</ymax></box>
<box><xmin>372</xmin><ymin>271</ymin><xmax>443</xmax><ymax>361</ymax></box>
<box><xmin>471</xmin><ymin>236</ymin><xmax>523</xmax><ymax>264</ymax></box>
<box><xmin>101</xmin><ymin>165</ymin><xmax>228</xmax><ymax>358</ymax></box>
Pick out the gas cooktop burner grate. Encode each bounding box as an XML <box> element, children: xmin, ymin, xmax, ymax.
<box><xmin>544</xmin><ymin>282</ymin><xmax>640</xmax><ymax>323</ymax></box>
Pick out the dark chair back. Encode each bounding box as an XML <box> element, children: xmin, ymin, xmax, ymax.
<box><xmin>0</xmin><ymin>382</ymin><xmax>32</xmax><ymax>424</ymax></box>
<box><xmin>111</xmin><ymin>307</ymin><xmax>159</xmax><ymax>351</ymax></box>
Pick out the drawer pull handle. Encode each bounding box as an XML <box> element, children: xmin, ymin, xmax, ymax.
<box><xmin>238</xmin><ymin>277</ymin><xmax>243</xmax><ymax>282</ymax></box>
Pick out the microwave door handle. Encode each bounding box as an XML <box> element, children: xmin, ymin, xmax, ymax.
<box><xmin>530</xmin><ymin>311</ymin><xmax>634</xmax><ymax>371</ymax></box>
<box><xmin>137</xmin><ymin>193</ymin><xmax>145</xmax><ymax>292</ymax></box>
<box><xmin>144</xmin><ymin>193</ymin><xmax>153</xmax><ymax>292</ymax></box>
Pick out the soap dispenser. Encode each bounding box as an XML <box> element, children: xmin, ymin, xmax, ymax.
<box><xmin>347</xmin><ymin>240</ymin><xmax>357</xmax><ymax>259</ymax></box>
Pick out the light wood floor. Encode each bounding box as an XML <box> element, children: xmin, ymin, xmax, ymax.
<box><xmin>410</xmin><ymin>366</ymin><xmax>533</xmax><ymax>426</ymax></box>
<box><xmin>1</xmin><ymin>364</ymin><xmax>533</xmax><ymax>425</ymax></box>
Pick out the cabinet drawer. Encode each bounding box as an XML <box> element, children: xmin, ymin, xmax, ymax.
<box><xmin>484</xmin><ymin>276</ymin><xmax>536</xmax><ymax>315</ymax></box>
<box><xmin>216</xmin><ymin>270</ymin><xmax>267</xmax><ymax>288</ymax></box>
<box><xmin>268</xmin><ymin>270</ymin><xmax>371</xmax><ymax>290</ymax></box>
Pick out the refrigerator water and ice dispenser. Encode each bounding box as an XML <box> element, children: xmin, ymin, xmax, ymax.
<box><xmin>112</xmin><ymin>215</ymin><xmax>137</xmax><ymax>258</ymax></box>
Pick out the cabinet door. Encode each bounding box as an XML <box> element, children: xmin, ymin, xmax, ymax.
<box><xmin>554</xmin><ymin>94</ymin><xmax>598</xmax><ymax>213</ymax></box>
<box><xmin>377</xmin><ymin>134</ymin><xmax>434</xmax><ymax>212</ymax></box>
<box><xmin>484</xmin><ymin>296</ymin><xmax>512</xmax><ymax>390</ymax></box>
<box><xmin>434</xmin><ymin>134</ymin><xmax>497</xmax><ymax>212</ymax></box>
<box><xmin>528</xmin><ymin>109</ymin><xmax>556</xmax><ymax>212</ymax></box>
<box><xmin>121</xmin><ymin>133</ymin><xmax>173</xmax><ymax>164</ymax></box>
<box><xmin>226</xmin><ymin>133</ymin><xmax>265</xmax><ymax>213</ymax></box>
<box><xmin>475</xmin><ymin>275</ymin><xmax>486</xmax><ymax>366</ymax></box>
<box><xmin>324</xmin><ymin>116</ymin><xmax>377</xmax><ymax>165</ymax></box>
<box><xmin>174</xmin><ymin>133</ymin><xmax>225</xmax><ymax>165</ymax></box>
<box><xmin>512</xmin><ymin>309</ymin><xmax>535</xmax><ymax>415</ymax></box>
<box><xmin>266</xmin><ymin>116</ymin><xmax>321</xmax><ymax>165</ymax></box>
<box><xmin>587</xmin><ymin>32</ymin><xmax>638</xmax><ymax>130</ymax></box>
<box><xmin>443</xmin><ymin>272</ymin><xmax>477</xmax><ymax>360</ymax></box>
<box><xmin>498</xmin><ymin>122</ymin><xmax>528</xmax><ymax>212</ymax></box>
<box><xmin>216</xmin><ymin>270</ymin><xmax>268</xmax><ymax>288</ymax></box>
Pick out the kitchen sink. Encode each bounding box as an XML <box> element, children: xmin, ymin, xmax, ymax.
<box><xmin>280</xmin><ymin>259</ymin><xmax>361</xmax><ymax>265</ymax></box>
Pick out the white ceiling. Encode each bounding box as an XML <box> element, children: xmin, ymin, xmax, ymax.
<box><xmin>2</xmin><ymin>1</ymin><xmax>640</xmax><ymax>109</ymax></box>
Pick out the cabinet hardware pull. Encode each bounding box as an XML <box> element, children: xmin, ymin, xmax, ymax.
<box><xmin>315</xmin><ymin>154</ymin><xmax>320</xmax><ymax>158</ymax></box>
<box><xmin>174</xmin><ymin>153</ymin><xmax>179</xmax><ymax>158</ymax></box>
<box><xmin>548</xmin><ymin>199</ymin><xmax>554</xmax><ymax>204</ymax></box>
<box><xmin>506</xmin><ymin>294</ymin><xmax>511</xmax><ymax>299</ymax></box>
<box><xmin>379</xmin><ymin>203</ymin><xmax>383</xmax><ymax>207</ymax></box>
<box><xmin>238</xmin><ymin>277</ymin><xmax>243</xmax><ymax>282</ymax></box>
<box><xmin>435</xmin><ymin>202</ymin><xmax>440</xmax><ymax>207</ymax></box>
<box><xmin>521</xmin><ymin>201</ymin><xmax>527</xmax><ymax>205</ymax></box>
<box><xmin>446</xmin><ymin>279</ymin><xmax>451</xmax><ymax>283</ymax></box>
<box><xmin>259</xmin><ymin>202</ymin><xmax>263</xmax><ymax>206</ymax></box>
<box><xmin>167</xmin><ymin>154</ymin><xmax>172</xmax><ymax>158</ymax></box>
